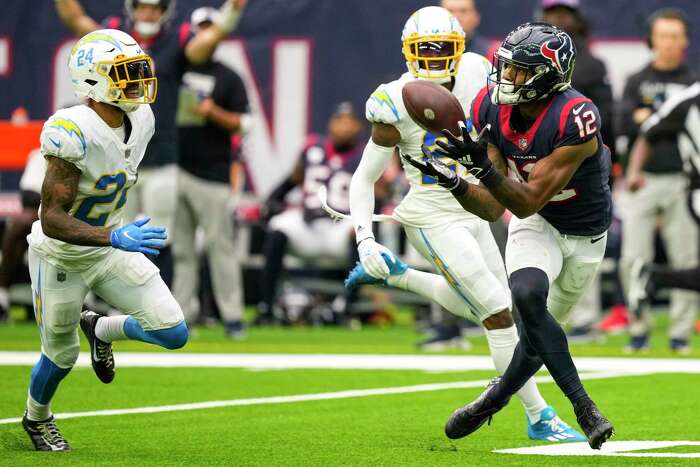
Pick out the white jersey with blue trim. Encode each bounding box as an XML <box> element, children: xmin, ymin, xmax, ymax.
<box><xmin>365</xmin><ymin>52</ymin><xmax>490</xmax><ymax>228</ymax></box>
<box><xmin>28</xmin><ymin>103</ymin><xmax>155</xmax><ymax>271</ymax></box>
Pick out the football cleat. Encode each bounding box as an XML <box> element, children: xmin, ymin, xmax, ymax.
<box><xmin>444</xmin><ymin>377</ymin><xmax>511</xmax><ymax>439</ymax></box>
<box><xmin>344</xmin><ymin>252</ymin><xmax>407</xmax><ymax>290</ymax></box>
<box><xmin>22</xmin><ymin>412</ymin><xmax>71</xmax><ymax>452</ymax></box>
<box><xmin>80</xmin><ymin>310</ymin><xmax>115</xmax><ymax>384</ymax></box>
<box><xmin>573</xmin><ymin>398</ymin><xmax>614</xmax><ymax>449</ymax></box>
<box><xmin>527</xmin><ymin>406</ymin><xmax>587</xmax><ymax>443</ymax></box>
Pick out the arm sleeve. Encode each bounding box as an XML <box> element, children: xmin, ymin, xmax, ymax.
<box><xmin>556</xmin><ymin>99</ymin><xmax>601</xmax><ymax>148</ymax></box>
<box><xmin>349</xmin><ymin>139</ymin><xmax>394</xmax><ymax>243</ymax></box>
<box><xmin>40</xmin><ymin>116</ymin><xmax>88</xmax><ymax>173</ymax></box>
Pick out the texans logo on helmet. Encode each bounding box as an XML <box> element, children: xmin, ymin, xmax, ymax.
<box><xmin>539</xmin><ymin>35</ymin><xmax>573</xmax><ymax>74</ymax></box>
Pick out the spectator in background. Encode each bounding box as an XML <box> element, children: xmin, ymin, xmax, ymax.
<box><xmin>540</xmin><ymin>0</ymin><xmax>616</xmax><ymax>342</ymax></box>
<box><xmin>625</xmin><ymin>84</ymin><xmax>700</xmax><ymax>354</ymax></box>
<box><xmin>441</xmin><ymin>0</ymin><xmax>490</xmax><ymax>57</ymax></box>
<box><xmin>54</xmin><ymin>0</ymin><xmax>247</xmax><ymax>287</ymax></box>
<box><xmin>173</xmin><ymin>7</ymin><xmax>250</xmax><ymax>339</ymax></box>
<box><xmin>255</xmin><ymin>103</ymin><xmax>364</xmax><ymax>325</ymax></box>
<box><xmin>620</xmin><ymin>8</ymin><xmax>699</xmax><ymax>353</ymax></box>
<box><xmin>0</xmin><ymin>149</ymin><xmax>45</xmax><ymax>321</ymax></box>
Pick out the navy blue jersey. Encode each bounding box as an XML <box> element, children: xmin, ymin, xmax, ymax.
<box><xmin>472</xmin><ymin>87</ymin><xmax>612</xmax><ymax>236</ymax></box>
<box><xmin>300</xmin><ymin>135</ymin><xmax>362</xmax><ymax>222</ymax></box>
<box><xmin>104</xmin><ymin>17</ymin><xmax>194</xmax><ymax>167</ymax></box>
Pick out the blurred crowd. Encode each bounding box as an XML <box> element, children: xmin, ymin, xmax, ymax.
<box><xmin>1</xmin><ymin>0</ymin><xmax>700</xmax><ymax>354</ymax></box>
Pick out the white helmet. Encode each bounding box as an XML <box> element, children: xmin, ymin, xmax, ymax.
<box><xmin>401</xmin><ymin>6</ymin><xmax>466</xmax><ymax>81</ymax></box>
<box><xmin>68</xmin><ymin>29</ymin><xmax>157</xmax><ymax>112</ymax></box>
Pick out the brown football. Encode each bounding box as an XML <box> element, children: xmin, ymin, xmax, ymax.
<box><xmin>401</xmin><ymin>80</ymin><xmax>465</xmax><ymax>135</ymax></box>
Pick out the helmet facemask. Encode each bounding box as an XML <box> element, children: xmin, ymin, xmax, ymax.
<box><xmin>98</xmin><ymin>55</ymin><xmax>158</xmax><ymax>111</ymax></box>
<box><xmin>402</xmin><ymin>34</ymin><xmax>465</xmax><ymax>80</ymax></box>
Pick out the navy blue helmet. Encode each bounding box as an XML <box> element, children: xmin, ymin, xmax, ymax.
<box><xmin>490</xmin><ymin>22</ymin><xmax>576</xmax><ymax>105</ymax></box>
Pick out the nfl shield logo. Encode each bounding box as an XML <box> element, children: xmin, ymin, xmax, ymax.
<box><xmin>518</xmin><ymin>138</ymin><xmax>528</xmax><ymax>150</ymax></box>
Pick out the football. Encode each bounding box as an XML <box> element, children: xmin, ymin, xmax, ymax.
<box><xmin>401</xmin><ymin>80</ymin><xmax>466</xmax><ymax>135</ymax></box>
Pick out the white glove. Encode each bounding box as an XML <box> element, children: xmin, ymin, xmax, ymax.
<box><xmin>357</xmin><ymin>238</ymin><xmax>393</xmax><ymax>279</ymax></box>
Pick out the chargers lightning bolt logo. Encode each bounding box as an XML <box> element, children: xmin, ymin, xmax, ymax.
<box><xmin>368</xmin><ymin>89</ymin><xmax>400</xmax><ymax>122</ymax></box>
<box><xmin>48</xmin><ymin>117</ymin><xmax>87</xmax><ymax>157</ymax></box>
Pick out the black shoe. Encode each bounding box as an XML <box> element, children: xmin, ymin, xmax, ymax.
<box><xmin>670</xmin><ymin>338</ymin><xmax>691</xmax><ymax>354</ymax></box>
<box><xmin>573</xmin><ymin>398</ymin><xmax>614</xmax><ymax>449</ymax></box>
<box><xmin>225</xmin><ymin>320</ymin><xmax>246</xmax><ymax>339</ymax></box>
<box><xmin>624</xmin><ymin>334</ymin><xmax>650</xmax><ymax>354</ymax></box>
<box><xmin>22</xmin><ymin>412</ymin><xmax>71</xmax><ymax>451</ymax></box>
<box><xmin>444</xmin><ymin>377</ymin><xmax>511</xmax><ymax>439</ymax></box>
<box><xmin>79</xmin><ymin>310</ymin><xmax>115</xmax><ymax>384</ymax></box>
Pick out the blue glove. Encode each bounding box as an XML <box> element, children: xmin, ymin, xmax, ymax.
<box><xmin>110</xmin><ymin>217</ymin><xmax>167</xmax><ymax>256</ymax></box>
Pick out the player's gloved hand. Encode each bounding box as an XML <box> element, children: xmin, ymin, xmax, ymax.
<box><xmin>430</xmin><ymin>122</ymin><xmax>496</xmax><ymax>182</ymax></box>
<box><xmin>110</xmin><ymin>217</ymin><xmax>167</xmax><ymax>256</ymax></box>
<box><xmin>357</xmin><ymin>237</ymin><xmax>394</xmax><ymax>279</ymax></box>
<box><xmin>401</xmin><ymin>149</ymin><xmax>467</xmax><ymax>196</ymax></box>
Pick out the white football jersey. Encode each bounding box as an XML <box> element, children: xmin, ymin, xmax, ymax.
<box><xmin>366</xmin><ymin>52</ymin><xmax>491</xmax><ymax>228</ymax></box>
<box><xmin>28</xmin><ymin>104</ymin><xmax>155</xmax><ymax>271</ymax></box>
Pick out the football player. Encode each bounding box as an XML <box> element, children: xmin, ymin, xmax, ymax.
<box><xmin>21</xmin><ymin>30</ymin><xmax>188</xmax><ymax>451</ymax></box>
<box><xmin>55</xmin><ymin>0</ymin><xmax>247</xmax><ymax>286</ymax></box>
<box><xmin>412</xmin><ymin>22</ymin><xmax>614</xmax><ymax>448</ymax></box>
<box><xmin>346</xmin><ymin>7</ymin><xmax>583</xmax><ymax>442</ymax></box>
<box><xmin>256</xmin><ymin>103</ymin><xmax>365</xmax><ymax>324</ymax></box>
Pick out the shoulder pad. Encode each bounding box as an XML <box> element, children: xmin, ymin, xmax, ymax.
<box><xmin>366</xmin><ymin>83</ymin><xmax>401</xmax><ymax>124</ymax></box>
<box><xmin>40</xmin><ymin>112</ymin><xmax>88</xmax><ymax>172</ymax></box>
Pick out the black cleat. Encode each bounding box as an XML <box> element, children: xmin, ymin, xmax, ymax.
<box><xmin>444</xmin><ymin>377</ymin><xmax>511</xmax><ymax>439</ymax></box>
<box><xmin>22</xmin><ymin>412</ymin><xmax>71</xmax><ymax>451</ymax></box>
<box><xmin>573</xmin><ymin>398</ymin><xmax>614</xmax><ymax>449</ymax></box>
<box><xmin>80</xmin><ymin>310</ymin><xmax>115</xmax><ymax>384</ymax></box>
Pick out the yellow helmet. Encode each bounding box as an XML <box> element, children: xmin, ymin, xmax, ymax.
<box><xmin>401</xmin><ymin>6</ymin><xmax>466</xmax><ymax>81</ymax></box>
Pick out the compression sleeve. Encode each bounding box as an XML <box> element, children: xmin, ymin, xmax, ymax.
<box><xmin>349</xmin><ymin>138</ymin><xmax>394</xmax><ymax>243</ymax></box>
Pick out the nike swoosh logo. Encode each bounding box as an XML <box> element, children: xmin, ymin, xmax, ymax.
<box><xmin>590</xmin><ymin>235</ymin><xmax>606</xmax><ymax>244</ymax></box>
<box><xmin>92</xmin><ymin>343</ymin><xmax>100</xmax><ymax>361</ymax></box>
<box><xmin>48</xmin><ymin>137</ymin><xmax>62</xmax><ymax>148</ymax></box>
<box><xmin>572</xmin><ymin>103</ymin><xmax>585</xmax><ymax>115</ymax></box>
<box><xmin>123</xmin><ymin>232</ymin><xmax>137</xmax><ymax>242</ymax></box>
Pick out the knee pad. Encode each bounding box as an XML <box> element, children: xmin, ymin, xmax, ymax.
<box><xmin>510</xmin><ymin>268</ymin><xmax>549</xmax><ymax>322</ymax></box>
<box><xmin>150</xmin><ymin>321</ymin><xmax>189</xmax><ymax>349</ymax></box>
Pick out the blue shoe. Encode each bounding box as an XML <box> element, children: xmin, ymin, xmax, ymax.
<box><xmin>527</xmin><ymin>406</ymin><xmax>587</xmax><ymax>443</ymax></box>
<box><xmin>344</xmin><ymin>253</ymin><xmax>407</xmax><ymax>290</ymax></box>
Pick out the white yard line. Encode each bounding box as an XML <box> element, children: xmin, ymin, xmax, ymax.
<box><xmin>0</xmin><ymin>370</ymin><xmax>649</xmax><ymax>425</ymax></box>
<box><xmin>2</xmin><ymin>351</ymin><xmax>700</xmax><ymax>374</ymax></box>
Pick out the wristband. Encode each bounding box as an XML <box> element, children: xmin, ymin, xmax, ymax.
<box><xmin>449</xmin><ymin>178</ymin><xmax>470</xmax><ymax>197</ymax></box>
<box><xmin>479</xmin><ymin>164</ymin><xmax>505</xmax><ymax>189</ymax></box>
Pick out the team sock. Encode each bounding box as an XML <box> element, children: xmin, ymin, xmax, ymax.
<box><xmin>26</xmin><ymin>354</ymin><xmax>71</xmax><ymax>421</ymax></box>
<box><xmin>485</xmin><ymin>326</ymin><xmax>548</xmax><ymax>423</ymax></box>
<box><xmin>95</xmin><ymin>315</ymin><xmax>129</xmax><ymax>342</ymax></box>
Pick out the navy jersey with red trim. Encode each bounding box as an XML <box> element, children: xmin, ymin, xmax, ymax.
<box><xmin>471</xmin><ymin>87</ymin><xmax>612</xmax><ymax>236</ymax></box>
<box><xmin>104</xmin><ymin>16</ymin><xmax>194</xmax><ymax>167</ymax></box>
<box><xmin>300</xmin><ymin>135</ymin><xmax>362</xmax><ymax>223</ymax></box>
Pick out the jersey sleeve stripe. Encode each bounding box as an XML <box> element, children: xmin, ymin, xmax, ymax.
<box><xmin>470</xmin><ymin>86</ymin><xmax>490</xmax><ymax>132</ymax></box>
<box><xmin>558</xmin><ymin>97</ymin><xmax>591</xmax><ymax>140</ymax></box>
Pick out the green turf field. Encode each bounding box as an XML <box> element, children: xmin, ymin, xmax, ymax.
<box><xmin>2</xmin><ymin>311</ymin><xmax>700</xmax><ymax>466</ymax></box>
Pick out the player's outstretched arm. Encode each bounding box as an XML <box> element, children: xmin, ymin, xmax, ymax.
<box><xmin>54</xmin><ymin>0</ymin><xmax>100</xmax><ymax>37</ymax></box>
<box><xmin>486</xmin><ymin>139</ymin><xmax>597</xmax><ymax>218</ymax></box>
<box><xmin>40</xmin><ymin>156</ymin><xmax>111</xmax><ymax>246</ymax></box>
<box><xmin>185</xmin><ymin>0</ymin><xmax>247</xmax><ymax>65</ymax></box>
<box><xmin>349</xmin><ymin>123</ymin><xmax>396</xmax><ymax>278</ymax></box>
